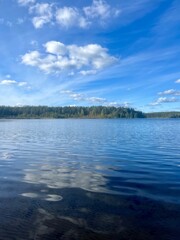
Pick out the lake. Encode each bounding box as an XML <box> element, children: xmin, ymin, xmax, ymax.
<box><xmin>0</xmin><ymin>119</ymin><xmax>180</xmax><ymax>240</ymax></box>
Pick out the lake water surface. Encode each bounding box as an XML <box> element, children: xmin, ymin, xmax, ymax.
<box><xmin>0</xmin><ymin>119</ymin><xmax>180</xmax><ymax>240</ymax></box>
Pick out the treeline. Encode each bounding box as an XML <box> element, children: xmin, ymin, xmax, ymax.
<box><xmin>0</xmin><ymin>106</ymin><xmax>145</xmax><ymax>118</ymax></box>
<box><xmin>146</xmin><ymin>112</ymin><xmax>180</xmax><ymax>118</ymax></box>
<box><xmin>0</xmin><ymin>106</ymin><xmax>179</xmax><ymax>119</ymax></box>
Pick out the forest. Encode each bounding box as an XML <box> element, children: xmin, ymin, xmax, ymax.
<box><xmin>146</xmin><ymin>111</ymin><xmax>180</xmax><ymax>118</ymax></box>
<box><xmin>0</xmin><ymin>106</ymin><xmax>179</xmax><ymax>119</ymax></box>
<box><xmin>0</xmin><ymin>106</ymin><xmax>145</xmax><ymax>118</ymax></box>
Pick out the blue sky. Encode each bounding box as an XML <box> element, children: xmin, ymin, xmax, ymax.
<box><xmin>0</xmin><ymin>0</ymin><xmax>180</xmax><ymax>112</ymax></box>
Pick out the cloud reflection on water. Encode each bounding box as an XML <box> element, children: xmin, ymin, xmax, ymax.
<box><xmin>21</xmin><ymin>192</ymin><xmax>63</xmax><ymax>201</ymax></box>
<box><xmin>23</xmin><ymin>160</ymin><xmax>109</xmax><ymax>193</ymax></box>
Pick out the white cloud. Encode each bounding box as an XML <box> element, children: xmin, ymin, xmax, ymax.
<box><xmin>61</xmin><ymin>90</ymin><xmax>106</xmax><ymax>103</ymax></box>
<box><xmin>175</xmin><ymin>79</ymin><xmax>180</xmax><ymax>83</ymax></box>
<box><xmin>22</xmin><ymin>51</ymin><xmax>41</xmax><ymax>66</ymax></box>
<box><xmin>22</xmin><ymin>41</ymin><xmax>118</xmax><ymax>74</ymax></box>
<box><xmin>88</xmin><ymin>97</ymin><xmax>106</xmax><ymax>103</ymax></box>
<box><xmin>0</xmin><ymin>80</ymin><xmax>17</xmax><ymax>85</ymax></box>
<box><xmin>69</xmin><ymin>93</ymin><xmax>84</xmax><ymax>101</ymax></box>
<box><xmin>84</xmin><ymin>0</ymin><xmax>120</xmax><ymax>20</ymax></box>
<box><xmin>107</xmin><ymin>101</ymin><xmax>119</xmax><ymax>107</ymax></box>
<box><xmin>158</xmin><ymin>89</ymin><xmax>180</xmax><ymax>96</ymax></box>
<box><xmin>61</xmin><ymin>90</ymin><xmax>130</xmax><ymax>107</ymax></box>
<box><xmin>44</xmin><ymin>41</ymin><xmax>67</xmax><ymax>55</ymax></box>
<box><xmin>79</xmin><ymin>70</ymin><xmax>97</xmax><ymax>75</ymax></box>
<box><xmin>18</xmin><ymin>82</ymin><xmax>28</xmax><ymax>87</ymax></box>
<box><xmin>29</xmin><ymin>3</ymin><xmax>53</xmax><ymax>28</ymax></box>
<box><xmin>56</xmin><ymin>7</ymin><xmax>89</xmax><ymax>29</ymax></box>
<box><xmin>150</xmin><ymin>97</ymin><xmax>179</xmax><ymax>106</ymax></box>
<box><xmin>0</xmin><ymin>79</ymin><xmax>29</xmax><ymax>88</ymax></box>
<box><xmin>107</xmin><ymin>101</ymin><xmax>130</xmax><ymax>107</ymax></box>
<box><xmin>55</xmin><ymin>1</ymin><xmax>119</xmax><ymax>28</ymax></box>
<box><xmin>18</xmin><ymin>0</ymin><xmax>35</xmax><ymax>6</ymax></box>
<box><xmin>18</xmin><ymin>0</ymin><xmax>119</xmax><ymax>29</ymax></box>
<box><xmin>56</xmin><ymin>7</ymin><xmax>77</xmax><ymax>27</ymax></box>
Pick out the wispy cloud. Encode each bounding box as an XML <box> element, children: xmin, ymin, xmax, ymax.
<box><xmin>175</xmin><ymin>79</ymin><xmax>180</xmax><ymax>83</ymax></box>
<box><xmin>61</xmin><ymin>90</ymin><xmax>130</xmax><ymax>107</ymax></box>
<box><xmin>79</xmin><ymin>70</ymin><xmax>97</xmax><ymax>76</ymax></box>
<box><xmin>0</xmin><ymin>79</ymin><xmax>30</xmax><ymax>88</ymax></box>
<box><xmin>22</xmin><ymin>41</ymin><xmax>118</xmax><ymax>75</ymax></box>
<box><xmin>0</xmin><ymin>18</ymin><xmax>13</xmax><ymax>27</ymax></box>
<box><xmin>107</xmin><ymin>101</ymin><xmax>130</xmax><ymax>108</ymax></box>
<box><xmin>18</xmin><ymin>82</ymin><xmax>28</xmax><ymax>87</ymax></box>
<box><xmin>0</xmin><ymin>80</ymin><xmax>17</xmax><ymax>85</ymax></box>
<box><xmin>61</xmin><ymin>90</ymin><xmax>106</xmax><ymax>103</ymax></box>
<box><xmin>5</xmin><ymin>74</ymin><xmax>11</xmax><ymax>79</ymax></box>
<box><xmin>158</xmin><ymin>89</ymin><xmax>180</xmax><ymax>96</ymax></box>
<box><xmin>153</xmin><ymin>0</ymin><xmax>180</xmax><ymax>36</ymax></box>
<box><xmin>150</xmin><ymin>97</ymin><xmax>179</xmax><ymax>106</ymax></box>
<box><xmin>17</xmin><ymin>18</ymin><xmax>25</xmax><ymax>24</ymax></box>
<box><xmin>18</xmin><ymin>0</ymin><xmax>35</xmax><ymax>6</ymax></box>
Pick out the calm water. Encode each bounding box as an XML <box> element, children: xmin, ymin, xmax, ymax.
<box><xmin>0</xmin><ymin>119</ymin><xmax>180</xmax><ymax>240</ymax></box>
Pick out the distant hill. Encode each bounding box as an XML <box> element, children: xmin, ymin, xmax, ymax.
<box><xmin>145</xmin><ymin>112</ymin><xmax>180</xmax><ymax>118</ymax></box>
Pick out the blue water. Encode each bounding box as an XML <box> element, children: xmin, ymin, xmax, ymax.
<box><xmin>0</xmin><ymin>119</ymin><xmax>180</xmax><ymax>239</ymax></box>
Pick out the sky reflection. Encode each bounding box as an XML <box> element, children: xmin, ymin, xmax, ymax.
<box><xmin>23</xmin><ymin>161</ymin><xmax>109</xmax><ymax>194</ymax></box>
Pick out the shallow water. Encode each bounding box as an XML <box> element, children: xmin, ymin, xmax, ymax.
<box><xmin>0</xmin><ymin>119</ymin><xmax>180</xmax><ymax>240</ymax></box>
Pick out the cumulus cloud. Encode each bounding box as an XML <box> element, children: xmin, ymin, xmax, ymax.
<box><xmin>21</xmin><ymin>41</ymin><xmax>118</xmax><ymax>74</ymax></box>
<box><xmin>55</xmin><ymin>1</ymin><xmax>120</xmax><ymax>28</ymax></box>
<box><xmin>150</xmin><ymin>97</ymin><xmax>179</xmax><ymax>106</ymax></box>
<box><xmin>84</xmin><ymin>0</ymin><xmax>120</xmax><ymax>20</ymax></box>
<box><xmin>44</xmin><ymin>41</ymin><xmax>67</xmax><ymax>55</ymax></box>
<box><xmin>158</xmin><ymin>89</ymin><xmax>180</xmax><ymax>96</ymax></box>
<box><xmin>29</xmin><ymin>3</ymin><xmax>53</xmax><ymax>28</ymax></box>
<box><xmin>56</xmin><ymin>7</ymin><xmax>89</xmax><ymax>29</ymax></box>
<box><xmin>22</xmin><ymin>51</ymin><xmax>41</xmax><ymax>66</ymax></box>
<box><xmin>18</xmin><ymin>0</ymin><xmax>119</xmax><ymax>29</ymax></box>
<box><xmin>175</xmin><ymin>79</ymin><xmax>180</xmax><ymax>83</ymax></box>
